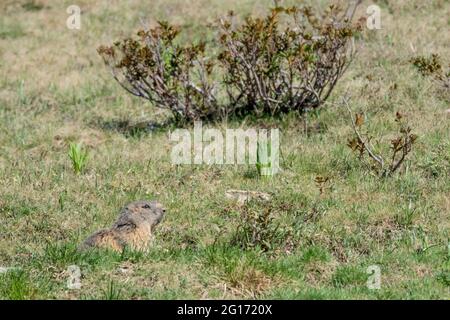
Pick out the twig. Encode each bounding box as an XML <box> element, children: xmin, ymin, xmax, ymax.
<box><xmin>342</xmin><ymin>96</ymin><xmax>384</xmax><ymax>169</ymax></box>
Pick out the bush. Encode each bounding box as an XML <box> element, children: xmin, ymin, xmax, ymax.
<box><xmin>410</xmin><ymin>54</ymin><xmax>449</xmax><ymax>101</ymax></box>
<box><xmin>98</xmin><ymin>5</ymin><xmax>362</xmax><ymax>122</ymax></box>
<box><xmin>230</xmin><ymin>203</ymin><xmax>290</xmax><ymax>252</ymax></box>
<box><xmin>343</xmin><ymin>97</ymin><xmax>417</xmax><ymax>177</ymax></box>
<box><xmin>218</xmin><ymin>6</ymin><xmax>361</xmax><ymax>116</ymax></box>
<box><xmin>98</xmin><ymin>22</ymin><xmax>220</xmax><ymax>123</ymax></box>
<box><xmin>410</xmin><ymin>54</ymin><xmax>443</xmax><ymax>77</ymax></box>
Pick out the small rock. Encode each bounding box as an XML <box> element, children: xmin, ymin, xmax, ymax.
<box><xmin>225</xmin><ymin>189</ymin><xmax>271</xmax><ymax>205</ymax></box>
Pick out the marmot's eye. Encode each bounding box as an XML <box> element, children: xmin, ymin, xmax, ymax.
<box><xmin>142</xmin><ymin>204</ymin><xmax>151</xmax><ymax>209</ymax></box>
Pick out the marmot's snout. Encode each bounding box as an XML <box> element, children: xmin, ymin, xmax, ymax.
<box><xmin>151</xmin><ymin>202</ymin><xmax>166</xmax><ymax>225</ymax></box>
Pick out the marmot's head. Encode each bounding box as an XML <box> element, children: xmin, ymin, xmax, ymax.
<box><xmin>124</xmin><ymin>200</ymin><xmax>166</xmax><ymax>227</ymax></box>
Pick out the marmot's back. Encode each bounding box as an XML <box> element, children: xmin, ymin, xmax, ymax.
<box><xmin>80</xmin><ymin>229</ymin><xmax>123</xmax><ymax>251</ymax></box>
<box><xmin>80</xmin><ymin>200</ymin><xmax>166</xmax><ymax>252</ymax></box>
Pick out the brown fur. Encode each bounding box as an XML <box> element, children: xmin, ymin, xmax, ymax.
<box><xmin>80</xmin><ymin>200</ymin><xmax>165</xmax><ymax>252</ymax></box>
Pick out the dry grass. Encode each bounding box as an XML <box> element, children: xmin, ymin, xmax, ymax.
<box><xmin>0</xmin><ymin>0</ymin><xmax>449</xmax><ymax>299</ymax></box>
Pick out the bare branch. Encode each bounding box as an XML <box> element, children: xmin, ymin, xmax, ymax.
<box><xmin>342</xmin><ymin>96</ymin><xmax>385</xmax><ymax>169</ymax></box>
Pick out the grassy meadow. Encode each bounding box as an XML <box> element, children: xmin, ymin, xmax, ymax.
<box><xmin>0</xmin><ymin>0</ymin><xmax>449</xmax><ymax>299</ymax></box>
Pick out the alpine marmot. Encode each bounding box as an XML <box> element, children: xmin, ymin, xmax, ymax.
<box><xmin>80</xmin><ymin>200</ymin><xmax>166</xmax><ymax>252</ymax></box>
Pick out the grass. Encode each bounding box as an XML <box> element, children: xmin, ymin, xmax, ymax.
<box><xmin>0</xmin><ymin>0</ymin><xmax>449</xmax><ymax>300</ymax></box>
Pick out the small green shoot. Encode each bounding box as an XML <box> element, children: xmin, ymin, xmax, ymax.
<box><xmin>68</xmin><ymin>142</ymin><xmax>88</xmax><ymax>174</ymax></box>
